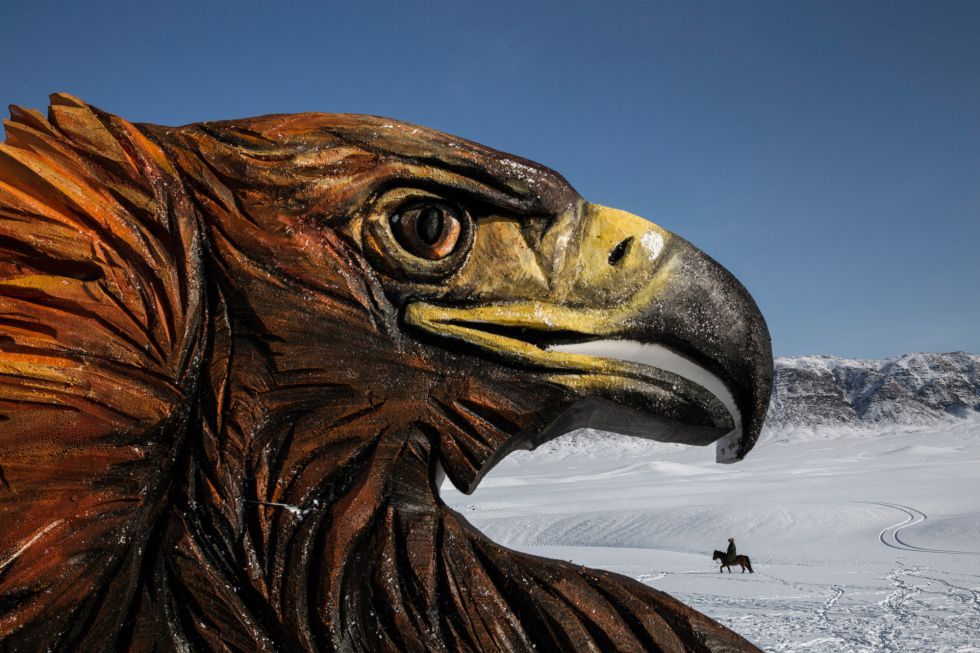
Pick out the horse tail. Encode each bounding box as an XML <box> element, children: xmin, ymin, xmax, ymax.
<box><xmin>746</xmin><ymin>557</ymin><xmax>753</xmax><ymax>573</ymax></box>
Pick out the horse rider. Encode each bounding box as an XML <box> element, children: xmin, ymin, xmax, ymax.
<box><xmin>725</xmin><ymin>537</ymin><xmax>736</xmax><ymax>564</ymax></box>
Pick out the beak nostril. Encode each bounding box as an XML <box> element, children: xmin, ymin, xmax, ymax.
<box><xmin>608</xmin><ymin>237</ymin><xmax>633</xmax><ymax>266</ymax></box>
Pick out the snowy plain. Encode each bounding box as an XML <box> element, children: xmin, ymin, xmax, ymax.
<box><xmin>441</xmin><ymin>421</ymin><xmax>980</xmax><ymax>652</ymax></box>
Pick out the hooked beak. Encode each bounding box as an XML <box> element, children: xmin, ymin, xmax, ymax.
<box><xmin>406</xmin><ymin>203</ymin><xmax>773</xmax><ymax>469</ymax></box>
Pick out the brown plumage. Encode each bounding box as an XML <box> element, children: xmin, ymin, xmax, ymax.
<box><xmin>0</xmin><ymin>95</ymin><xmax>769</xmax><ymax>651</ymax></box>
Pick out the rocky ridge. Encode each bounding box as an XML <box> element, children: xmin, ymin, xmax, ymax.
<box><xmin>766</xmin><ymin>351</ymin><xmax>980</xmax><ymax>434</ymax></box>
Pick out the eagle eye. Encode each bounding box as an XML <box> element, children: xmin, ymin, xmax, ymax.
<box><xmin>390</xmin><ymin>202</ymin><xmax>463</xmax><ymax>260</ymax></box>
<box><xmin>361</xmin><ymin>191</ymin><xmax>475</xmax><ymax>281</ymax></box>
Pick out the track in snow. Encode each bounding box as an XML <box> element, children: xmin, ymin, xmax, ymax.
<box><xmin>681</xmin><ymin>564</ymin><xmax>980</xmax><ymax>653</ymax></box>
<box><xmin>867</xmin><ymin>502</ymin><xmax>980</xmax><ymax>555</ymax></box>
<box><xmin>448</xmin><ymin>424</ymin><xmax>980</xmax><ymax>652</ymax></box>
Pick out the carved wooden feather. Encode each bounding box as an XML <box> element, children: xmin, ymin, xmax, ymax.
<box><xmin>0</xmin><ymin>95</ymin><xmax>770</xmax><ymax>652</ymax></box>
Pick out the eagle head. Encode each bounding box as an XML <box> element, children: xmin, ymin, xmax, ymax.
<box><xmin>0</xmin><ymin>95</ymin><xmax>770</xmax><ymax>651</ymax></box>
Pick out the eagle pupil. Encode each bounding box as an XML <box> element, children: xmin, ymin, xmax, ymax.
<box><xmin>416</xmin><ymin>206</ymin><xmax>444</xmax><ymax>245</ymax></box>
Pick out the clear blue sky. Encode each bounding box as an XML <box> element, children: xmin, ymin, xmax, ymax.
<box><xmin>2</xmin><ymin>0</ymin><xmax>977</xmax><ymax>358</ymax></box>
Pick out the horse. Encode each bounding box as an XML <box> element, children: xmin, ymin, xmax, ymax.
<box><xmin>713</xmin><ymin>550</ymin><xmax>754</xmax><ymax>573</ymax></box>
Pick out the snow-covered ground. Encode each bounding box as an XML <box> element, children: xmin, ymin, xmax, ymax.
<box><xmin>442</xmin><ymin>422</ymin><xmax>980</xmax><ymax>652</ymax></box>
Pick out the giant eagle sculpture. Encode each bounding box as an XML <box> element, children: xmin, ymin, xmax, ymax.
<box><xmin>0</xmin><ymin>95</ymin><xmax>772</xmax><ymax>652</ymax></box>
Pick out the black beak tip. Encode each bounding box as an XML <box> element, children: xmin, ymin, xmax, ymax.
<box><xmin>734</xmin><ymin>351</ymin><xmax>775</xmax><ymax>461</ymax></box>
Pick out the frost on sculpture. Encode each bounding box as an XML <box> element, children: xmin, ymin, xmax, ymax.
<box><xmin>0</xmin><ymin>95</ymin><xmax>773</xmax><ymax>651</ymax></box>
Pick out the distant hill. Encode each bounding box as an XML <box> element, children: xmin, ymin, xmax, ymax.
<box><xmin>766</xmin><ymin>352</ymin><xmax>980</xmax><ymax>434</ymax></box>
<box><xmin>531</xmin><ymin>352</ymin><xmax>980</xmax><ymax>456</ymax></box>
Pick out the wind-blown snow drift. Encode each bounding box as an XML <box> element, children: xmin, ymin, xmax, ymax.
<box><xmin>442</xmin><ymin>352</ymin><xmax>980</xmax><ymax>652</ymax></box>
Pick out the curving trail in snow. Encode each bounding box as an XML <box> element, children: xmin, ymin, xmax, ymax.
<box><xmin>444</xmin><ymin>422</ymin><xmax>980</xmax><ymax>652</ymax></box>
<box><xmin>868</xmin><ymin>502</ymin><xmax>980</xmax><ymax>555</ymax></box>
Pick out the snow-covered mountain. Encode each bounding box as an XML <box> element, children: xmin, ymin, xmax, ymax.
<box><xmin>445</xmin><ymin>352</ymin><xmax>980</xmax><ymax>652</ymax></box>
<box><xmin>517</xmin><ymin>352</ymin><xmax>980</xmax><ymax>457</ymax></box>
<box><xmin>766</xmin><ymin>351</ymin><xmax>980</xmax><ymax>433</ymax></box>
